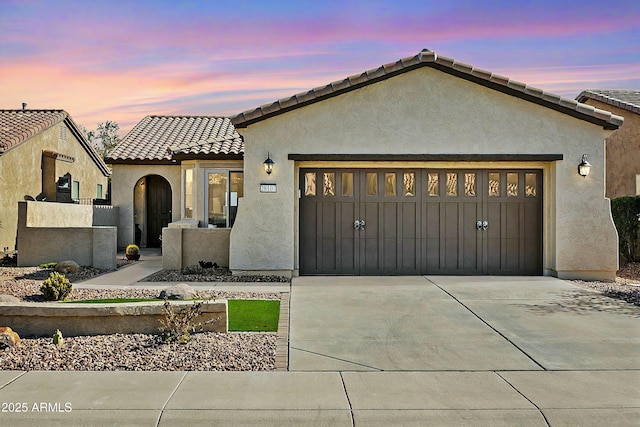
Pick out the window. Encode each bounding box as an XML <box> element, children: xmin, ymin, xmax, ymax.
<box><xmin>72</xmin><ymin>181</ymin><xmax>79</xmax><ymax>200</ymax></box>
<box><xmin>96</xmin><ymin>184</ymin><xmax>103</xmax><ymax>199</ymax></box>
<box><xmin>205</xmin><ymin>170</ymin><xmax>243</xmax><ymax>228</ymax></box>
<box><xmin>184</xmin><ymin>169</ymin><xmax>193</xmax><ymax>218</ymax></box>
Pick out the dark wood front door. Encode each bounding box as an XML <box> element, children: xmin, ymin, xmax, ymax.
<box><xmin>146</xmin><ymin>175</ymin><xmax>172</xmax><ymax>248</ymax></box>
<box><xmin>300</xmin><ymin>168</ymin><xmax>542</xmax><ymax>276</ymax></box>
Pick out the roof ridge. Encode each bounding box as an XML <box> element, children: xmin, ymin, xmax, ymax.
<box><xmin>230</xmin><ymin>49</ymin><xmax>624</xmax><ymax>130</ymax></box>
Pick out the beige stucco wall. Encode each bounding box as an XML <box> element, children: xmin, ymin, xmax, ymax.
<box><xmin>110</xmin><ymin>164</ymin><xmax>181</xmax><ymax>249</ymax></box>
<box><xmin>0</xmin><ymin>122</ymin><xmax>108</xmax><ymax>252</ymax></box>
<box><xmin>110</xmin><ymin>160</ymin><xmax>242</xmax><ymax>250</ymax></box>
<box><xmin>16</xmin><ymin>202</ymin><xmax>116</xmax><ymax>269</ymax></box>
<box><xmin>230</xmin><ymin>67</ymin><xmax>618</xmax><ymax>280</ymax></box>
<box><xmin>582</xmin><ymin>99</ymin><xmax>639</xmax><ymax>199</ymax></box>
<box><xmin>162</xmin><ymin>227</ymin><xmax>230</xmax><ymax>269</ymax></box>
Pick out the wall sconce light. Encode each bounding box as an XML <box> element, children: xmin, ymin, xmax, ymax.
<box><xmin>578</xmin><ymin>154</ymin><xmax>591</xmax><ymax>178</ymax></box>
<box><xmin>263</xmin><ymin>152</ymin><xmax>274</xmax><ymax>175</ymax></box>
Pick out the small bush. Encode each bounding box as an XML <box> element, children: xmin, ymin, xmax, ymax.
<box><xmin>158</xmin><ymin>299</ymin><xmax>206</xmax><ymax>343</ymax></box>
<box><xmin>182</xmin><ymin>264</ymin><xmax>204</xmax><ymax>275</ymax></box>
<box><xmin>39</xmin><ymin>262</ymin><xmax>58</xmax><ymax>269</ymax></box>
<box><xmin>40</xmin><ymin>272</ymin><xmax>73</xmax><ymax>301</ymax></box>
<box><xmin>0</xmin><ymin>253</ymin><xmax>17</xmax><ymax>267</ymax></box>
<box><xmin>198</xmin><ymin>260</ymin><xmax>218</xmax><ymax>269</ymax></box>
<box><xmin>611</xmin><ymin>196</ymin><xmax>640</xmax><ymax>262</ymax></box>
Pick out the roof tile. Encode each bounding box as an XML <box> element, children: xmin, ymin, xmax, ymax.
<box><xmin>0</xmin><ymin>110</ymin><xmax>67</xmax><ymax>153</ymax></box>
<box><xmin>576</xmin><ymin>90</ymin><xmax>640</xmax><ymax>115</ymax></box>
<box><xmin>107</xmin><ymin>116</ymin><xmax>244</xmax><ymax>162</ymax></box>
<box><xmin>230</xmin><ymin>49</ymin><xmax>624</xmax><ymax>130</ymax></box>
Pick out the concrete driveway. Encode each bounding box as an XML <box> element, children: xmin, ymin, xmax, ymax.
<box><xmin>289</xmin><ymin>276</ymin><xmax>639</xmax><ymax>371</ymax></box>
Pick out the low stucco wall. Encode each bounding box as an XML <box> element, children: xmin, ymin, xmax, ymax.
<box><xmin>162</xmin><ymin>226</ymin><xmax>230</xmax><ymax>270</ymax></box>
<box><xmin>0</xmin><ymin>300</ymin><xmax>227</xmax><ymax>337</ymax></box>
<box><xmin>16</xmin><ymin>201</ymin><xmax>117</xmax><ymax>270</ymax></box>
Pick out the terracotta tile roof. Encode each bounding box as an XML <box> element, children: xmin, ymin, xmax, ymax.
<box><xmin>576</xmin><ymin>90</ymin><xmax>640</xmax><ymax>115</ymax></box>
<box><xmin>0</xmin><ymin>109</ymin><xmax>109</xmax><ymax>176</ymax></box>
<box><xmin>231</xmin><ymin>49</ymin><xmax>624</xmax><ymax>130</ymax></box>
<box><xmin>0</xmin><ymin>110</ymin><xmax>68</xmax><ymax>154</ymax></box>
<box><xmin>106</xmin><ymin>115</ymin><xmax>243</xmax><ymax>163</ymax></box>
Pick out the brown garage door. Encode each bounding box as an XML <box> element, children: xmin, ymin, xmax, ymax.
<box><xmin>299</xmin><ymin>169</ymin><xmax>542</xmax><ymax>275</ymax></box>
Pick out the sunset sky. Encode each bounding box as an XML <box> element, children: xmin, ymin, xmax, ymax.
<box><xmin>1</xmin><ymin>0</ymin><xmax>638</xmax><ymax>135</ymax></box>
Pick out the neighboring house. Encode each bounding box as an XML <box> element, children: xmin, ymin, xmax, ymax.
<box><xmin>106</xmin><ymin>116</ymin><xmax>243</xmax><ymax>253</ymax></box>
<box><xmin>110</xmin><ymin>49</ymin><xmax>623</xmax><ymax>280</ymax></box>
<box><xmin>576</xmin><ymin>90</ymin><xmax>640</xmax><ymax>199</ymax></box>
<box><xmin>0</xmin><ymin>109</ymin><xmax>110</xmax><ymax>252</ymax></box>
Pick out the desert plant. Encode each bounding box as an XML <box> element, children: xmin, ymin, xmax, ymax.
<box><xmin>198</xmin><ymin>260</ymin><xmax>218</xmax><ymax>269</ymax></box>
<box><xmin>39</xmin><ymin>262</ymin><xmax>58</xmax><ymax>269</ymax></box>
<box><xmin>611</xmin><ymin>196</ymin><xmax>640</xmax><ymax>262</ymax></box>
<box><xmin>125</xmin><ymin>244</ymin><xmax>140</xmax><ymax>256</ymax></box>
<box><xmin>158</xmin><ymin>299</ymin><xmax>219</xmax><ymax>344</ymax></box>
<box><xmin>182</xmin><ymin>264</ymin><xmax>204</xmax><ymax>275</ymax></box>
<box><xmin>52</xmin><ymin>329</ymin><xmax>64</xmax><ymax>346</ymax></box>
<box><xmin>40</xmin><ymin>272</ymin><xmax>73</xmax><ymax>301</ymax></box>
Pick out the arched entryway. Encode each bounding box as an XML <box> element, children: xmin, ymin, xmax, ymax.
<box><xmin>133</xmin><ymin>175</ymin><xmax>172</xmax><ymax>248</ymax></box>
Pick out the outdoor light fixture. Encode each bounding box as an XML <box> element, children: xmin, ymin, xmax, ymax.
<box><xmin>263</xmin><ymin>152</ymin><xmax>274</xmax><ymax>175</ymax></box>
<box><xmin>578</xmin><ymin>154</ymin><xmax>591</xmax><ymax>178</ymax></box>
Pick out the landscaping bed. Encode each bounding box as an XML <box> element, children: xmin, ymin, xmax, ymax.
<box><xmin>0</xmin><ymin>265</ymin><xmax>282</xmax><ymax>371</ymax></box>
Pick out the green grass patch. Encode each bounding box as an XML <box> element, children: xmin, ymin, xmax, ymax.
<box><xmin>228</xmin><ymin>299</ymin><xmax>280</xmax><ymax>332</ymax></box>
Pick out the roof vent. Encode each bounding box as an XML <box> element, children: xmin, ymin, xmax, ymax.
<box><xmin>22</xmin><ymin>102</ymin><xmax>27</xmax><ymax>111</ymax></box>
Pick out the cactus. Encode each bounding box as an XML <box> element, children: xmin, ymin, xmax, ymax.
<box><xmin>53</xmin><ymin>329</ymin><xmax>64</xmax><ymax>346</ymax></box>
<box><xmin>125</xmin><ymin>244</ymin><xmax>140</xmax><ymax>255</ymax></box>
<box><xmin>40</xmin><ymin>272</ymin><xmax>73</xmax><ymax>301</ymax></box>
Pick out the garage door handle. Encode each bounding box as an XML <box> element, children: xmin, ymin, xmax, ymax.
<box><xmin>354</xmin><ymin>220</ymin><xmax>366</xmax><ymax>230</ymax></box>
<box><xmin>476</xmin><ymin>220</ymin><xmax>488</xmax><ymax>231</ymax></box>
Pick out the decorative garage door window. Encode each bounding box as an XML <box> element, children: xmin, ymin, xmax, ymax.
<box><xmin>300</xmin><ymin>169</ymin><xmax>542</xmax><ymax>275</ymax></box>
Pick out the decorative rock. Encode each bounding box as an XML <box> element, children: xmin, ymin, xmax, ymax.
<box><xmin>0</xmin><ymin>326</ymin><xmax>21</xmax><ymax>348</ymax></box>
<box><xmin>55</xmin><ymin>260</ymin><xmax>80</xmax><ymax>274</ymax></box>
<box><xmin>159</xmin><ymin>283</ymin><xmax>196</xmax><ymax>300</ymax></box>
<box><xmin>0</xmin><ymin>294</ymin><xmax>20</xmax><ymax>303</ymax></box>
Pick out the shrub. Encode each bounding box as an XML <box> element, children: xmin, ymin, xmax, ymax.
<box><xmin>158</xmin><ymin>299</ymin><xmax>205</xmax><ymax>343</ymax></box>
<box><xmin>39</xmin><ymin>262</ymin><xmax>58</xmax><ymax>269</ymax></box>
<box><xmin>125</xmin><ymin>244</ymin><xmax>139</xmax><ymax>255</ymax></box>
<box><xmin>611</xmin><ymin>196</ymin><xmax>640</xmax><ymax>262</ymax></box>
<box><xmin>40</xmin><ymin>272</ymin><xmax>73</xmax><ymax>301</ymax></box>
<box><xmin>182</xmin><ymin>264</ymin><xmax>204</xmax><ymax>275</ymax></box>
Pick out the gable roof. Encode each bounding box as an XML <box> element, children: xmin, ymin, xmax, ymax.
<box><xmin>231</xmin><ymin>49</ymin><xmax>624</xmax><ymax>131</ymax></box>
<box><xmin>0</xmin><ymin>109</ymin><xmax>110</xmax><ymax>176</ymax></box>
<box><xmin>106</xmin><ymin>115</ymin><xmax>244</xmax><ymax>164</ymax></box>
<box><xmin>576</xmin><ymin>90</ymin><xmax>640</xmax><ymax>115</ymax></box>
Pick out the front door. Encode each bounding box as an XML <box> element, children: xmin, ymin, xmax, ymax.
<box><xmin>146</xmin><ymin>175</ymin><xmax>172</xmax><ymax>248</ymax></box>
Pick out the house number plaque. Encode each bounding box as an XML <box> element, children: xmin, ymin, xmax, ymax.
<box><xmin>260</xmin><ymin>183</ymin><xmax>277</xmax><ymax>193</ymax></box>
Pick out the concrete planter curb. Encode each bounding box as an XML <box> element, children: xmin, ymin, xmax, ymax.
<box><xmin>0</xmin><ymin>300</ymin><xmax>227</xmax><ymax>337</ymax></box>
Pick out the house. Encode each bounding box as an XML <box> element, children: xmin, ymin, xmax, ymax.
<box><xmin>109</xmin><ymin>49</ymin><xmax>623</xmax><ymax>280</ymax></box>
<box><xmin>0</xmin><ymin>108</ymin><xmax>110</xmax><ymax>253</ymax></box>
<box><xmin>576</xmin><ymin>90</ymin><xmax>640</xmax><ymax>199</ymax></box>
<box><xmin>106</xmin><ymin>115</ymin><xmax>243</xmax><ymax>267</ymax></box>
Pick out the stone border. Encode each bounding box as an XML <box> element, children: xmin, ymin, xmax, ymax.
<box><xmin>0</xmin><ymin>300</ymin><xmax>227</xmax><ymax>337</ymax></box>
<box><xmin>275</xmin><ymin>292</ymin><xmax>290</xmax><ymax>371</ymax></box>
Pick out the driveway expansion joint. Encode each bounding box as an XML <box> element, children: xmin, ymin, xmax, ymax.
<box><xmin>428</xmin><ymin>278</ymin><xmax>548</xmax><ymax>371</ymax></box>
<box><xmin>495</xmin><ymin>371</ymin><xmax>551</xmax><ymax>427</ymax></box>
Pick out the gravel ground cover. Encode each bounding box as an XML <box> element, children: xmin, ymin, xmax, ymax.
<box><xmin>1</xmin><ymin>261</ymin><xmax>638</xmax><ymax>372</ymax></box>
<box><xmin>0</xmin><ymin>262</ymin><xmax>282</xmax><ymax>371</ymax></box>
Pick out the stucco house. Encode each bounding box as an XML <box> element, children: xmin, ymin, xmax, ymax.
<box><xmin>576</xmin><ymin>90</ymin><xmax>640</xmax><ymax>199</ymax></box>
<box><xmin>109</xmin><ymin>49</ymin><xmax>624</xmax><ymax>280</ymax></box>
<box><xmin>0</xmin><ymin>108</ymin><xmax>110</xmax><ymax>253</ymax></box>
<box><xmin>106</xmin><ymin>116</ymin><xmax>243</xmax><ymax>265</ymax></box>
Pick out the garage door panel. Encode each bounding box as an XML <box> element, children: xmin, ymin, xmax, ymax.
<box><xmin>300</xmin><ymin>169</ymin><xmax>541</xmax><ymax>276</ymax></box>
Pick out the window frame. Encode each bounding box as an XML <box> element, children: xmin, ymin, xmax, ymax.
<box><xmin>203</xmin><ymin>169</ymin><xmax>243</xmax><ymax>228</ymax></box>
